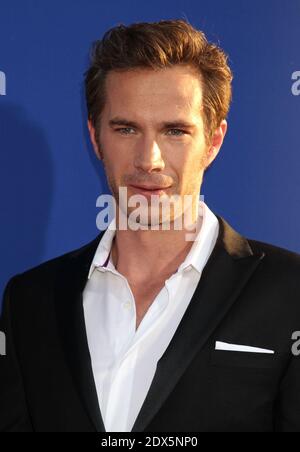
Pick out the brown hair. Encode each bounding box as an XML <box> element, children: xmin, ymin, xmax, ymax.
<box><xmin>84</xmin><ymin>19</ymin><xmax>233</xmax><ymax>146</ymax></box>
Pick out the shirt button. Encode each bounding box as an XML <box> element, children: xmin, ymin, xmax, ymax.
<box><xmin>123</xmin><ymin>301</ymin><xmax>132</xmax><ymax>310</ymax></box>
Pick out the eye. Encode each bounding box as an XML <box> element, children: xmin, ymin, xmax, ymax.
<box><xmin>115</xmin><ymin>127</ymin><xmax>136</xmax><ymax>135</ymax></box>
<box><xmin>166</xmin><ymin>129</ymin><xmax>188</xmax><ymax>136</ymax></box>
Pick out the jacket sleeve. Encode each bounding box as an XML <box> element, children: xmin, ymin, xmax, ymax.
<box><xmin>0</xmin><ymin>276</ymin><xmax>34</xmax><ymax>432</ymax></box>
<box><xmin>274</xmin><ymin>353</ymin><xmax>300</xmax><ymax>432</ymax></box>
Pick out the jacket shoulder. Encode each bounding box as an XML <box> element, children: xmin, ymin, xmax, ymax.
<box><xmin>248</xmin><ymin>238</ymin><xmax>300</xmax><ymax>263</ymax></box>
<box><xmin>4</xmin><ymin>233</ymin><xmax>103</xmax><ymax>292</ymax></box>
<box><xmin>247</xmin><ymin>237</ymin><xmax>300</xmax><ymax>285</ymax></box>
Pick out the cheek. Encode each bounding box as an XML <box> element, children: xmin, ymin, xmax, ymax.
<box><xmin>172</xmin><ymin>150</ymin><xmax>203</xmax><ymax>178</ymax></box>
<box><xmin>100</xmin><ymin>133</ymin><xmax>126</xmax><ymax>170</ymax></box>
<box><xmin>104</xmin><ymin>153</ymin><xmax>134</xmax><ymax>189</ymax></box>
<box><xmin>176</xmin><ymin>153</ymin><xmax>205</xmax><ymax>193</ymax></box>
<box><xmin>102</xmin><ymin>129</ymin><xmax>134</xmax><ymax>159</ymax></box>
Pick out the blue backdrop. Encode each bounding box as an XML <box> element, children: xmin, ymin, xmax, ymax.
<box><xmin>1</xmin><ymin>0</ymin><xmax>300</xmax><ymax>305</ymax></box>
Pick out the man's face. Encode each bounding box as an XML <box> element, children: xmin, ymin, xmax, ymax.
<box><xmin>88</xmin><ymin>64</ymin><xmax>226</xmax><ymax>227</ymax></box>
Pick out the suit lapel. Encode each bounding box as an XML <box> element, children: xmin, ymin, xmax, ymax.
<box><xmin>54</xmin><ymin>233</ymin><xmax>106</xmax><ymax>432</ymax></box>
<box><xmin>131</xmin><ymin>215</ymin><xmax>266</xmax><ymax>432</ymax></box>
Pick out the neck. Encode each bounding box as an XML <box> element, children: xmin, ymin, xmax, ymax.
<box><xmin>111</xmin><ymin>202</ymin><xmax>202</xmax><ymax>282</ymax></box>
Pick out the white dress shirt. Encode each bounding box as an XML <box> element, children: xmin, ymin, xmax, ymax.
<box><xmin>82</xmin><ymin>200</ymin><xmax>219</xmax><ymax>432</ymax></box>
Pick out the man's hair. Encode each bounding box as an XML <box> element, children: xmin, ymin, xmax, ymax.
<box><xmin>84</xmin><ymin>19</ymin><xmax>233</xmax><ymax>146</ymax></box>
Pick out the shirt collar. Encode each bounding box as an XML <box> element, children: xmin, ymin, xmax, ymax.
<box><xmin>176</xmin><ymin>201</ymin><xmax>219</xmax><ymax>274</ymax></box>
<box><xmin>87</xmin><ymin>200</ymin><xmax>219</xmax><ymax>279</ymax></box>
<box><xmin>87</xmin><ymin>217</ymin><xmax>117</xmax><ymax>279</ymax></box>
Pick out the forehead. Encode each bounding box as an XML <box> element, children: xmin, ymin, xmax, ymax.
<box><xmin>103</xmin><ymin>65</ymin><xmax>203</xmax><ymax>120</ymax></box>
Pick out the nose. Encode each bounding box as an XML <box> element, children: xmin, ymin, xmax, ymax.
<box><xmin>134</xmin><ymin>137</ymin><xmax>165</xmax><ymax>173</ymax></box>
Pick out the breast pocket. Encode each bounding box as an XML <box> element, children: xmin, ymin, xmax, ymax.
<box><xmin>210</xmin><ymin>349</ymin><xmax>281</xmax><ymax>369</ymax></box>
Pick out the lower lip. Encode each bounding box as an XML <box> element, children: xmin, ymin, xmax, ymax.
<box><xmin>129</xmin><ymin>185</ymin><xmax>170</xmax><ymax>197</ymax></box>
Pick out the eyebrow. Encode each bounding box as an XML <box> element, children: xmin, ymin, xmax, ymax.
<box><xmin>108</xmin><ymin>117</ymin><xmax>197</xmax><ymax>129</ymax></box>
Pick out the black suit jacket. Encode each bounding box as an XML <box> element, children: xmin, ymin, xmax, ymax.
<box><xmin>1</xmin><ymin>215</ymin><xmax>300</xmax><ymax>432</ymax></box>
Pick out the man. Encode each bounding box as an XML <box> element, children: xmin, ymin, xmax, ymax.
<box><xmin>0</xmin><ymin>19</ymin><xmax>300</xmax><ymax>432</ymax></box>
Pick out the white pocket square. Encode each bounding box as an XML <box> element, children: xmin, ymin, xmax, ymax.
<box><xmin>215</xmin><ymin>341</ymin><xmax>274</xmax><ymax>354</ymax></box>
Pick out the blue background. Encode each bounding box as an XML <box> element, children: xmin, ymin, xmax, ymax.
<box><xmin>0</xmin><ymin>0</ymin><xmax>300</xmax><ymax>305</ymax></box>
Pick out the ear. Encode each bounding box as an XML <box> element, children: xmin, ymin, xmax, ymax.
<box><xmin>87</xmin><ymin>119</ymin><xmax>103</xmax><ymax>160</ymax></box>
<box><xmin>205</xmin><ymin>119</ymin><xmax>228</xmax><ymax>168</ymax></box>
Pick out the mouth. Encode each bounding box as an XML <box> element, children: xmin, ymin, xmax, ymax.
<box><xmin>129</xmin><ymin>184</ymin><xmax>171</xmax><ymax>196</ymax></box>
